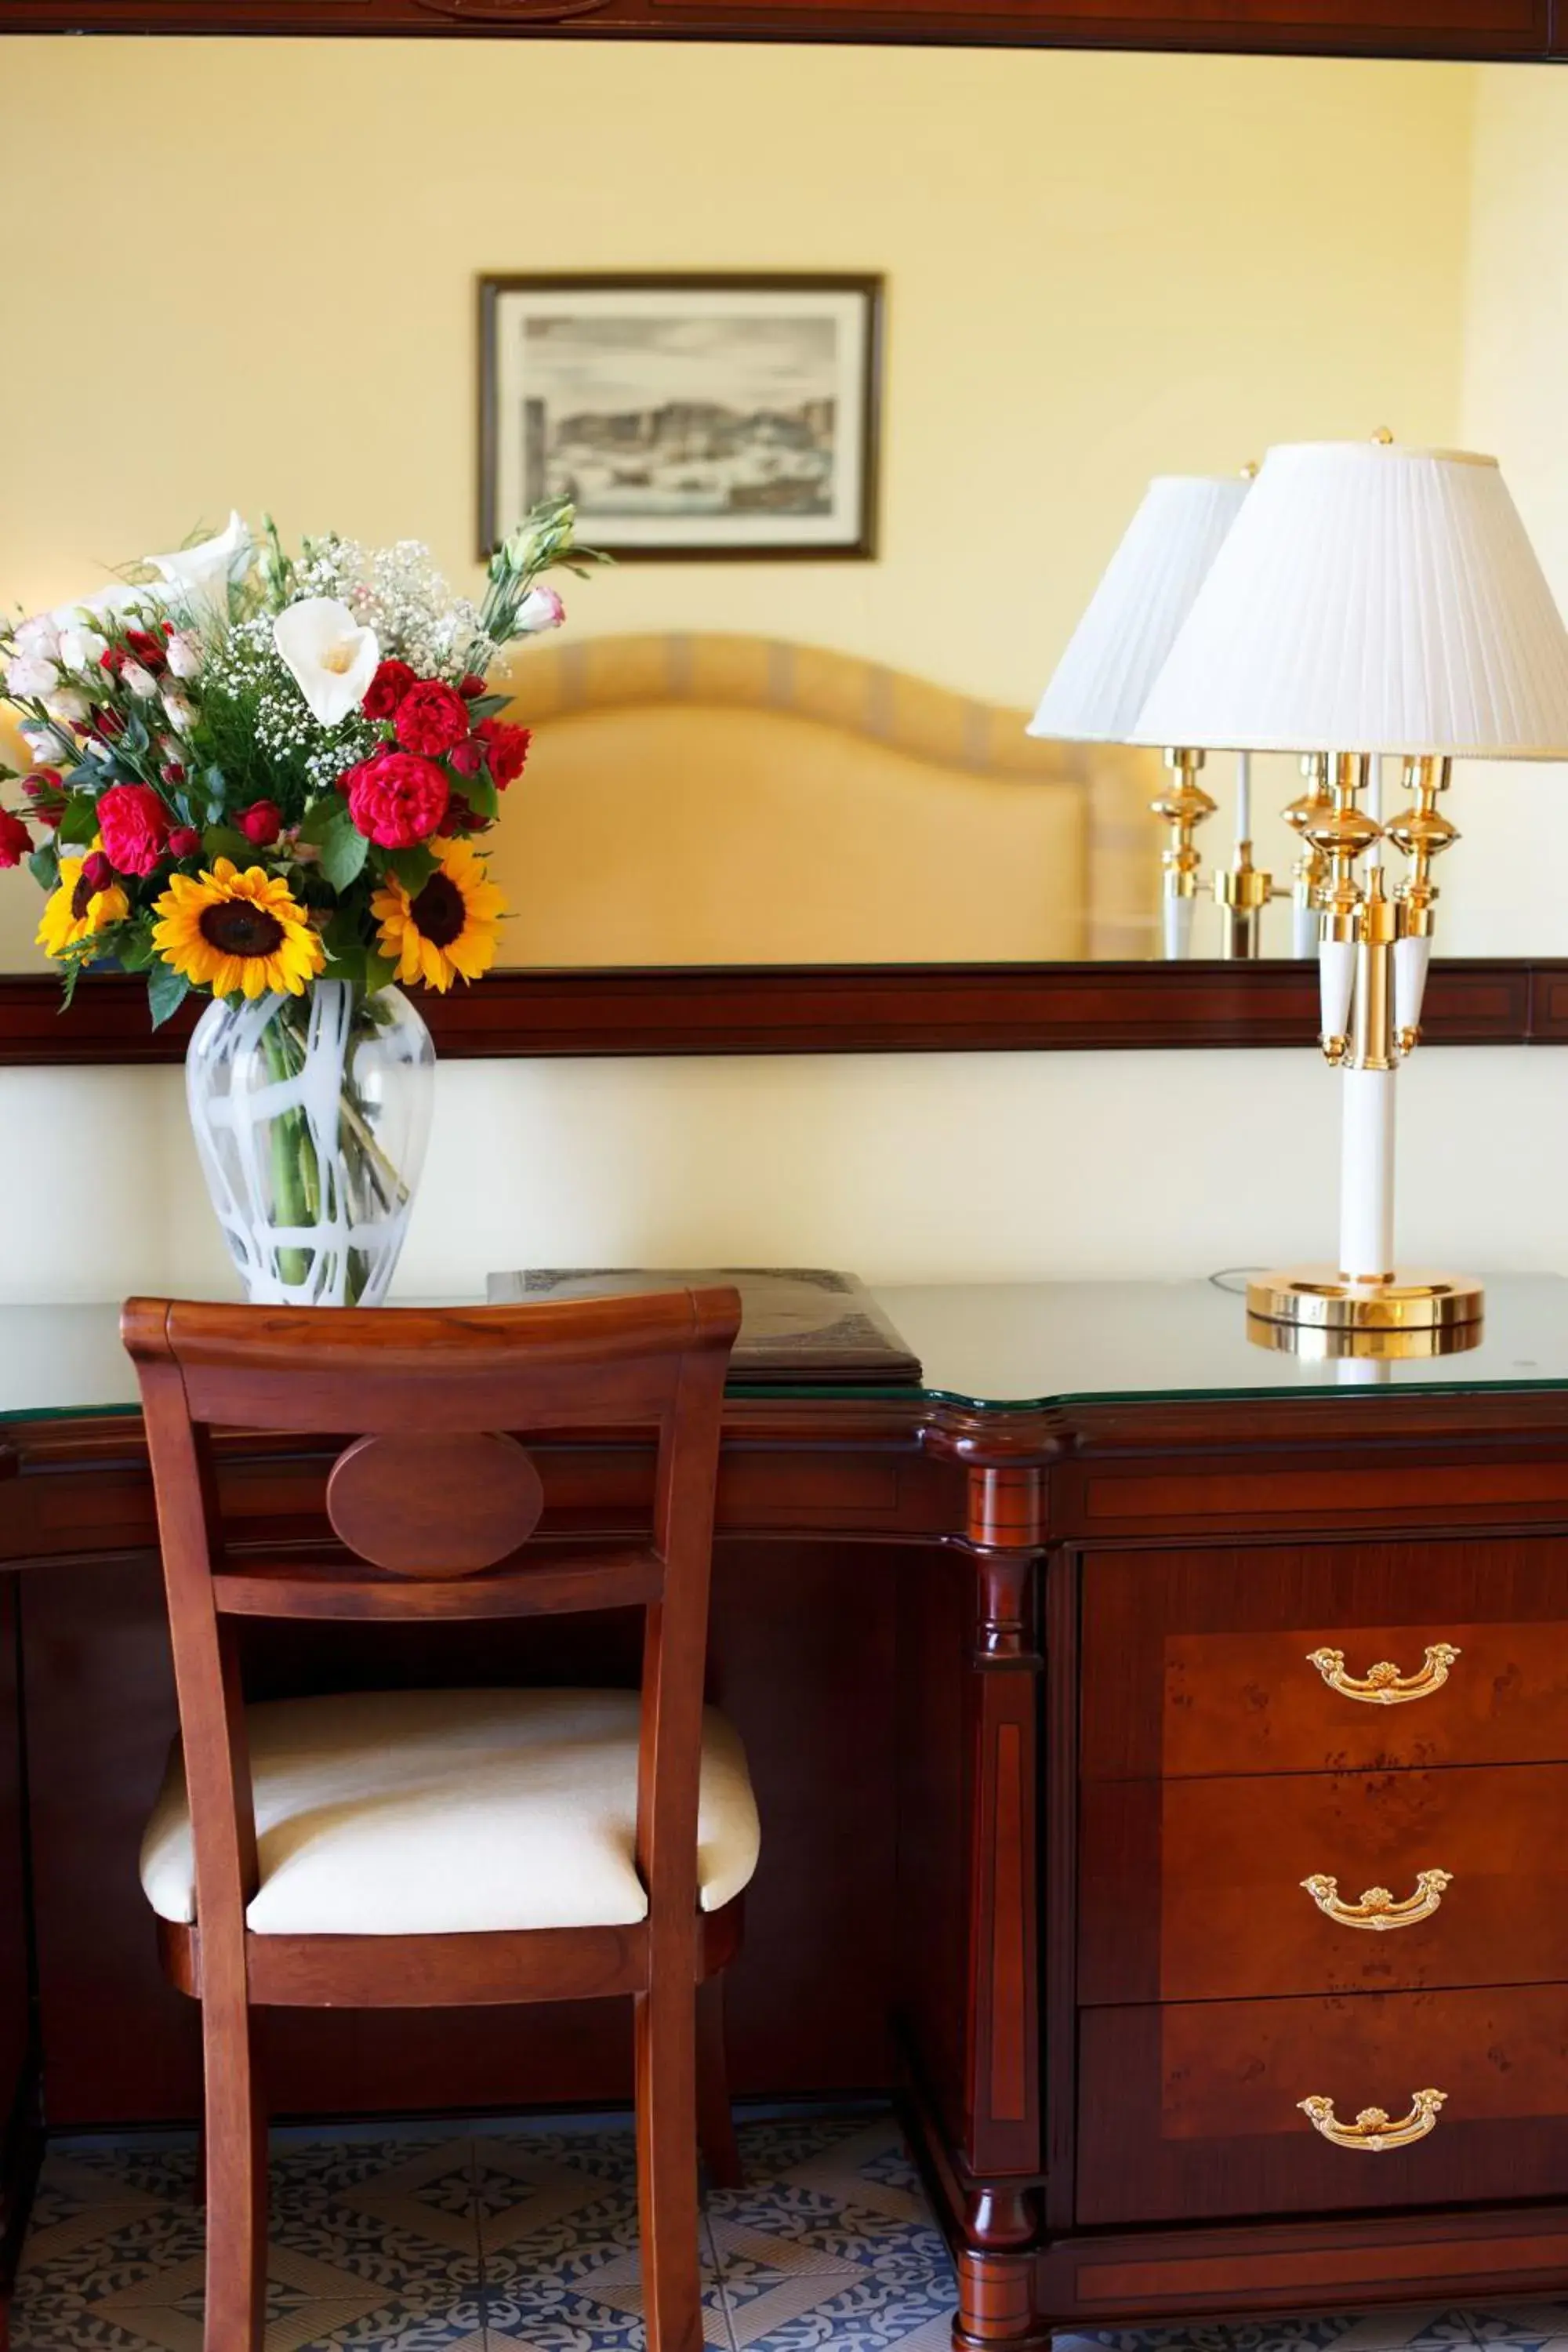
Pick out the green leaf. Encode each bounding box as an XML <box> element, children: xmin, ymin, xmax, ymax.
<box><xmin>463</xmin><ymin>773</ymin><xmax>499</xmax><ymax>822</ymax></box>
<box><xmin>202</xmin><ymin>826</ymin><xmax>250</xmax><ymax>866</ymax></box>
<box><xmin>28</xmin><ymin>843</ymin><xmax>60</xmax><ymax>892</ymax></box>
<box><xmin>57</xmin><ymin>793</ymin><xmax>100</xmax><ymax>849</ymax></box>
<box><xmin>363</xmin><ymin>948</ymin><xmax>398</xmax><ymax>996</ymax></box>
<box><xmin>298</xmin><ymin>794</ymin><xmax>347</xmax><ymax>848</ymax></box>
<box><xmin>383</xmin><ymin>844</ymin><xmax>437</xmax><ymax>896</ymax></box>
<box><xmin>316</xmin><ymin>808</ymin><xmax>370</xmax><ymax>893</ymax></box>
<box><xmin>118</xmin><ymin>927</ymin><xmax>154</xmax><ymax>973</ymax></box>
<box><xmin>319</xmin><ymin>940</ymin><xmax>366</xmax><ymax>989</ymax></box>
<box><xmin>147</xmin><ymin>961</ymin><xmax>192</xmax><ymax>1029</ymax></box>
<box><xmin>464</xmin><ymin>694</ymin><xmax>510</xmax><ymax>722</ymax></box>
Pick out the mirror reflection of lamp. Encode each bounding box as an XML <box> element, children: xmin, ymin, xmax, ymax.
<box><xmin>1134</xmin><ymin>434</ymin><xmax>1568</xmax><ymax>1353</ymax></box>
<box><xmin>1028</xmin><ymin>473</ymin><xmax>1251</xmax><ymax>958</ymax></box>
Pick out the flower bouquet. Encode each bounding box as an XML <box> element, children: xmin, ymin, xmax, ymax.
<box><xmin>1</xmin><ymin>501</ymin><xmax>603</xmax><ymax>1304</ymax></box>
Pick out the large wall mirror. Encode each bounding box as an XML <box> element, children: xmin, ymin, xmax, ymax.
<box><xmin>4</xmin><ymin>27</ymin><xmax>1566</xmax><ymax>1051</ymax></box>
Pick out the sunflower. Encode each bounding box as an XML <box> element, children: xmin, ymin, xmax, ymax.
<box><xmin>371</xmin><ymin>836</ymin><xmax>505</xmax><ymax>993</ymax></box>
<box><xmin>152</xmin><ymin>858</ymin><xmax>325</xmax><ymax>1000</ymax></box>
<box><xmin>36</xmin><ymin>850</ymin><xmax>130</xmax><ymax>960</ymax></box>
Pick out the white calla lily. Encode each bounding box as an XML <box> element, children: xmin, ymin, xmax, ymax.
<box><xmin>272</xmin><ymin>597</ymin><xmax>380</xmax><ymax>728</ymax></box>
<box><xmin>146</xmin><ymin>510</ymin><xmax>252</xmax><ymax>622</ymax></box>
<box><xmin>51</xmin><ymin>581</ymin><xmax>165</xmax><ymax>641</ymax></box>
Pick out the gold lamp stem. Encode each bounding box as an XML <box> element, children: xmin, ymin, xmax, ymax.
<box><xmin>1246</xmin><ymin>747</ymin><xmax>1481</xmax><ymax>1356</ymax></box>
<box><xmin>1151</xmin><ymin>747</ymin><xmax>1216</xmax><ymax>958</ymax></box>
<box><xmin>1283</xmin><ymin>753</ymin><xmax>1333</xmax><ymax>957</ymax></box>
<box><xmin>1387</xmin><ymin>755</ymin><xmax>1458</xmax><ymax>1055</ymax></box>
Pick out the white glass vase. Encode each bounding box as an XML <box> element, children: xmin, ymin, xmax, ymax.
<box><xmin>185</xmin><ymin>980</ymin><xmax>435</xmax><ymax>1307</ymax></box>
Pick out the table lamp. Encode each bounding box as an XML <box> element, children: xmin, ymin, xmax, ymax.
<box><xmin>1135</xmin><ymin>435</ymin><xmax>1568</xmax><ymax>1350</ymax></box>
<box><xmin>1029</xmin><ymin>473</ymin><xmax>1250</xmax><ymax>956</ymax></box>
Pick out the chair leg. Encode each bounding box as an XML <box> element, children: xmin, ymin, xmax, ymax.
<box><xmin>695</xmin><ymin>1972</ymin><xmax>744</xmax><ymax>2190</ymax></box>
<box><xmin>634</xmin><ymin>1973</ymin><xmax>705</xmax><ymax>2352</ymax></box>
<box><xmin>201</xmin><ymin>1997</ymin><xmax>268</xmax><ymax>2352</ymax></box>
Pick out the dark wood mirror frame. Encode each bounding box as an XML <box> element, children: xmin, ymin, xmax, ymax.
<box><xmin>1</xmin><ymin>1</ymin><xmax>1562</xmax><ymax>58</ymax></box>
<box><xmin>3</xmin><ymin>960</ymin><xmax>1567</xmax><ymax>1065</ymax></box>
<box><xmin>6</xmin><ymin>4</ymin><xmax>1563</xmax><ymax>1062</ymax></box>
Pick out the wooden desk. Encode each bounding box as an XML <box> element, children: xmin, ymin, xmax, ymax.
<box><xmin>7</xmin><ymin>1279</ymin><xmax>1568</xmax><ymax>2349</ymax></box>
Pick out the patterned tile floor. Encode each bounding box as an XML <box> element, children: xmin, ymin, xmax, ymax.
<box><xmin>13</xmin><ymin>2111</ymin><xmax>1568</xmax><ymax>2352</ymax></box>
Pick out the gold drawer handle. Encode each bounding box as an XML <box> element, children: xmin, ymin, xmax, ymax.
<box><xmin>1298</xmin><ymin>2088</ymin><xmax>1446</xmax><ymax>2151</ymax></box>
<box><xmin>1300</xmin><ymin>1868</ymin><xmax>1453</xmax><ymax>1931</ymax></box>
<box><xmin>1306</xmin><ymin>1642</ymin><xmax>1461</xmax><ymax>1705</ymax></box>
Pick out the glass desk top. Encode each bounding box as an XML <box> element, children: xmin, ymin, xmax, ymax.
<box><xmin>3</xmin><ymin>1276</ymin><xmax>1568</xmax><ymax>1427</ymax></box>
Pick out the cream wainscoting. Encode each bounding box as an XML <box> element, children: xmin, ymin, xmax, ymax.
<box><xmin>2</xmin><ymin>1045</ymin><xmax>1564</xmax><ymax>1306</ymax></box>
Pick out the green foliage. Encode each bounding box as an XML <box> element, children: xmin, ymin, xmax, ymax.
<box><xmin>463</xmin><ymin>772</ymin><xmax>499</xmax><ymax>823</ymax></box>
<box><xmin>383</xmin><ymin>844</ymin><xmax>438</xmax><ymax>896</ymax></box>
<box><xmin>28</xmin><ymin>843</ymin><xmax>59</xmax><ymax>893</ymax></box>
<box><xmin>299</xmin><ymin>794</ymin><xmax>369</xmax><ymax>891</ymax></box>
<box><xmin>147</xmin><ymin>961</ymin><xmax>192</xmax><ymax>1029</ymax></box>
<box><xmin>201</xmin><ymin>825</ymin><xmax>252</xmax><ymax>866</ymax></box>
<box><xmin>56</xmin><ymin>793</ymin><xmax>100</xmax><ymax>849</ymax></box>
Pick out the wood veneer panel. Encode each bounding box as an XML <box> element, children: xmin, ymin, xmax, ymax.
<box><xmin>1080</xmin><ymin>1540</ymin><xmax>1568</xmax><ymax>1780</ymax></box>
<box><xmin>0</xmin><ymin>958</ymin><xmax>1556</xmax><ymax>1068</ymax></box>
<box><xmin>1079</xmin><ymin>1984</ymin><xmax>1568</xmax><ymax>2225</ymax></box>
<box><xmin>1081</xmin><ymin>1764</ymin><xmax>1568</xmax><ymax>2005</ymax></box>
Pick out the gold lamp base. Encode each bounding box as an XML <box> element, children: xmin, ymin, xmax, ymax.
<box><xmin>1245</xmin><ymin>1268</ymin><xmax>1485</xmax><ymax>1359</ymax></box>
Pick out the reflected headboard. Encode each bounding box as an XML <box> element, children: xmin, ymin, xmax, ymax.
<box><xmin>486</xmin><ymin>633</ymin><xmax>1160</xmax><ymax>966</ymax></box>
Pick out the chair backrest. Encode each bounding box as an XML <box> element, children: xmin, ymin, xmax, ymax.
<box><xmin>122</xmin><ymin>1289</ymin><xmax>741</xmax><ymax>1976</ymax></box>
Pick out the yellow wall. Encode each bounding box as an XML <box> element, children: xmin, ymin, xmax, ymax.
<box><xmin>14</xmin><ymin>38</ymin><xmax>1568</xmax><ymax>1319</ymax></box>
<box><xmin>1450</xmin><ymin>66</ymin><xmax>1568</xmax><ymax>953</ymax></box>
<box><xmin>0</xmin><ymin>37</ymin><xmax>1477</xmax><ymax>964</ymax></box>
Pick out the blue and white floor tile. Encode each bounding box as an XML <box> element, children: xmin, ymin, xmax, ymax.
<box><xmin>14</xmin><ymin>2111</ymin><xmax>1568</xmax><ymax>2351</ymax></box>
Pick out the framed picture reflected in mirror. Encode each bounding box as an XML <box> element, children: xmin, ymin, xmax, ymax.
<box><xmin>477</xmin><ymin>272</ymin><xmax>884</xmax><ymax>562</ymax></box>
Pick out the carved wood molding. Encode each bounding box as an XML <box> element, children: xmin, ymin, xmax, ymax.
<box><xmin>2</xmin><ymin>956</ymin><xmax>1564</xmax><ymax>1068</ymax></box>
<box><xmin>0</xmin><ymin>0</ymin><xmax>1555</xmax><ymax>52</ymax></box>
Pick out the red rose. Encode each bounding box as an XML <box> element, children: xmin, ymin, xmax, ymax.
<box><xmin>458</xmin><ymin>673</ymin><xmax>488</xmax><ymax>699</ymax></box>
<box><xmin>362</xmin><ymin>659</ymin><xmax>418</xmax><ymax>720</ymax></box>
<box><xmin>0</xmin><ymin>810</ymin><xmax>32</xmax><ymax>869</ymax></box>
<box><xmin>345</xmin><ymin>751</ymin><xmax>449</xmax><ymax>848</ymax></box>
<box><xmin>238</xmin><ymin>799</ymin><xmax>282</xmax><ymax>847</ymax></box>
<box><xmin>160</xmin><ymin>760</ymin><xmax>186</xmax><ymax>789</ymax></box>
<box><xmin>125</xmin><ymin>627</ymin><xmax>169</xmax><ymax>675</ymax></box>
<box><xmin>94</xmin><ymin>707</ymin><xmax>125</xmax><ymax>740</ymax></box>
<box><xmin>22</xmin><ymin>771</ymin><xmax>65</xmax><ymax>831</ymax></box>
<box><xmin>448</xmin><ymin>738</ymin><xmax>485</xmax><ymax>778</ymax></box>
<box><xmin>394</xmin><ymin>678</ymin><xmax>470</xmax><ymax>758</ymax></box>
<box><xmin>81</xmin><ymin>850</ymin><xmax>115</xmax><ymax>893</ymax></box>
<box><xmin>477</xmin><ymin>717</ymin><xmax>532</xmax><ymax>787</ymax></box>
<box><xmin>98</xmin><ymin>646</ymin><xmax>125</xmax><ymax>675</ymax></box>
<box><xmin>167</xmin><ymin>826</ymin><xmax>202</xmax><ymax>859</ymax></box>
<box><xmin>443</xmin><ymin>791</ymin><xmax>492</xmax><ymax>837</ymax></box>
<box><xmin>97</xmin><ymin>782</ymin><xmax>172</xmax><ymax>877</ymax></box>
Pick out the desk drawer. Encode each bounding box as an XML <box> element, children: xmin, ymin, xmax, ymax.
<box><xmin>1077</xmin><ymin>1984</ymin><xmax>1568</xmax><ymax>2227</ymax></box>
<box><xmin>1081</xmin><ymin>1539</ymin><xmax>1568</xmax><ymax>1780</ymax></box>
<box><xmin>1080</xmin><ymin>1764</ymin><xmax>1568</xmax><ymax>2004</ymax></box>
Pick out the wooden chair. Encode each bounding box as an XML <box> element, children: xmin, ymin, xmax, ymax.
<box><xmin>122</xmin><ymin>1287</ymin><xmax>753</xmax><ymax>2352</ymax></box>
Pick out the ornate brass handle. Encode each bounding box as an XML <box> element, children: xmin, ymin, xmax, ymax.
<box><xmin>1298</xmin><ymin>2089</ymin><xmax>1446</xmax><ymax>2151</ymax></box>
<box><xmin>1300</xmin><ymin>1868</ymin><xmax>1453</xmax><ymax>1931</ymax></box>
<box><xmin>1306</xmin><ymin>1642</ymin><xmax>1461</xmax><ymax>1705</ymax></box>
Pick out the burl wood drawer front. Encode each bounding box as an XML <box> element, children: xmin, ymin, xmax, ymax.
<box><xmin>1080</xmin><ymin>1538</ymin><xmax>1568</xmax><ymax>1780</ymax></box>
<box><xmin>1077</xmin><ymin>1984</ymin><xmax>1568</xmax><ymax>2227</ymax></box>
<box><xmin>1080</xmin><ymin>1764</ymin><xmax>1568</xmax><ymax>2005</ymax></box>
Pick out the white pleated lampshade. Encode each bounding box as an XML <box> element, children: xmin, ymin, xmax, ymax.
<box><xmin>1134</xmin><ymin>441</ymin><xmax>1568</xmax><ymax>760</ymax></box>
<box><xmin>1027</xmin><ymin>474</ymin><xmax>1249</xmax><ymax>742</ymax></box>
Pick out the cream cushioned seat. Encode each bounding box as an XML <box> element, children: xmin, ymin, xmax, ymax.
<box><xmin>140</xmin><ymin>1686</ymin><xmax>760</xmax><ymax>1938</ymax></box>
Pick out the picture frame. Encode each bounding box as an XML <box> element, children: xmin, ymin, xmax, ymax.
<box><xmin>477</xmin><ymin>272</ymin><xmax>884</xmax><ymax>563</ymax></box>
